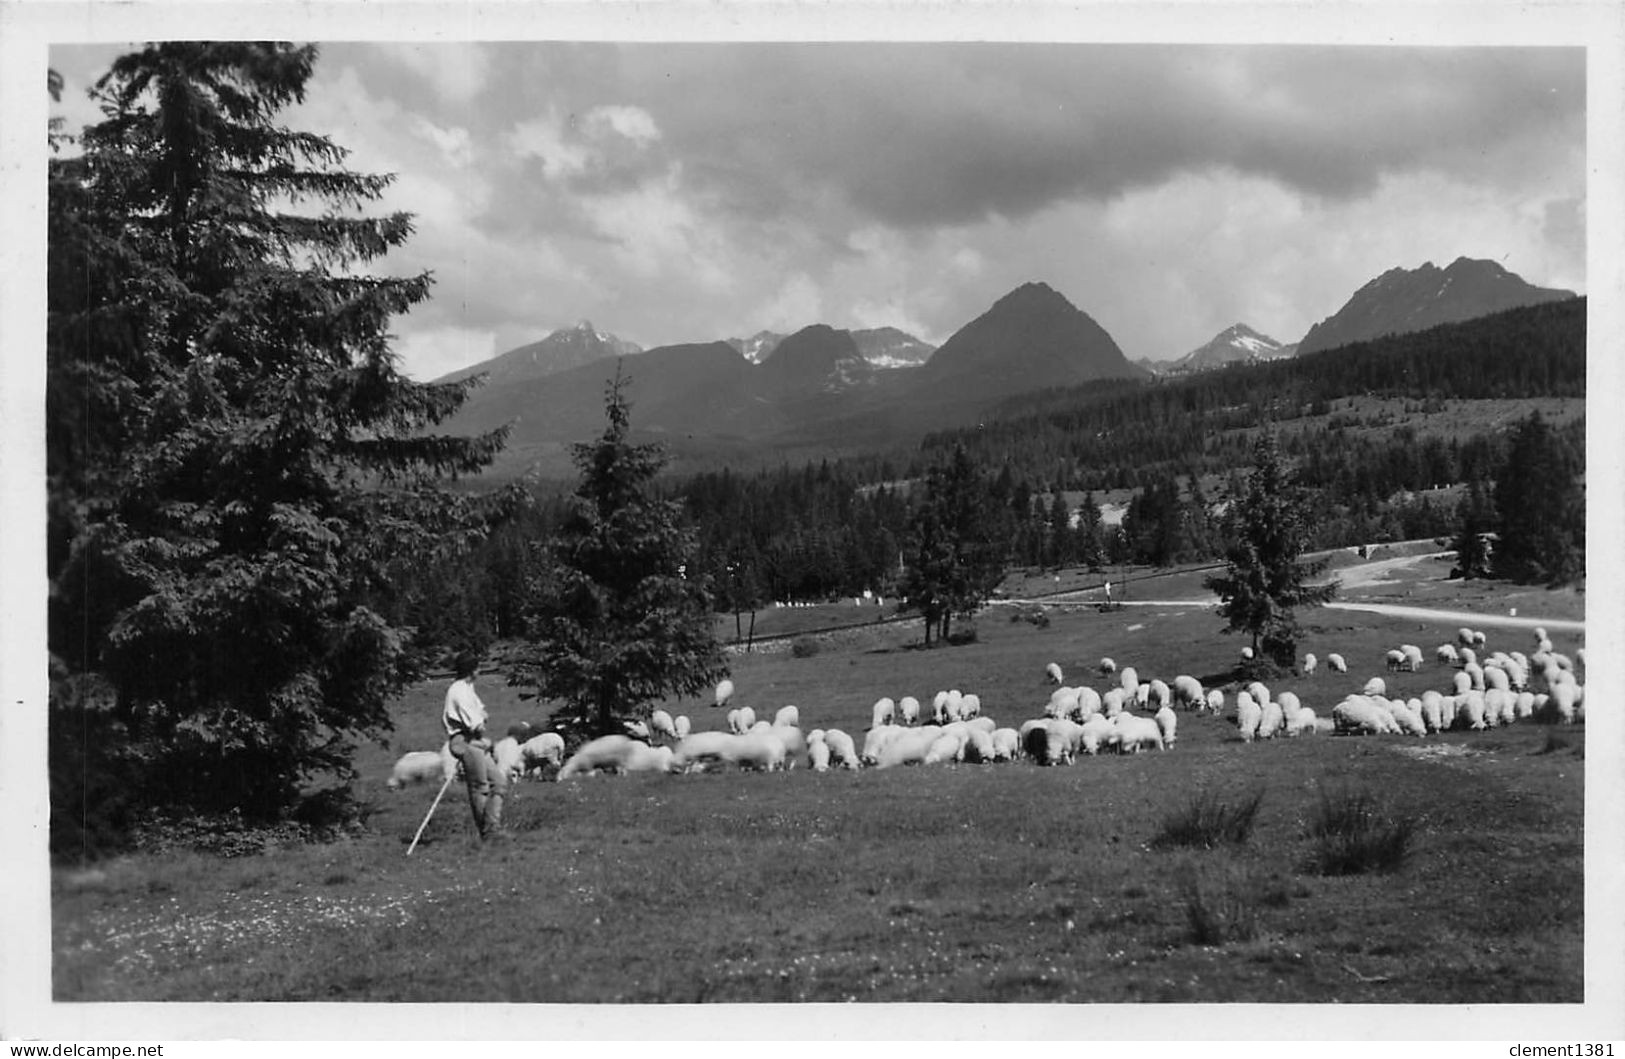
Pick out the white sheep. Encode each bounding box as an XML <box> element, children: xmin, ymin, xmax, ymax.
<box><xmin>387</xmin><ymin>750</ymin><xmax>453</xmax><ymax>790</ymax></box>
<box><xmin>1533</xmin><ymin>626</ymin><xmax>1548</xmax><ymax>646</ymax></box>
<box><xmin>1134</xmin><ymin>683</ymin><xmax>1152</xmax><ymax>709</ymax></box>
<box><xmin>1515</xmin><ymin>691</ymin><xmax>1536</xmax><ymax>719</ymax></box>
<box><xmin>1388</xmin><ymin>699</ymin><xmax>1426</xmax><ymax>737</ymax></box>
<box><xmin>673</xmin><ymin>715</ymin><xmax>692</xmax><ymax>740</ymax></box>
<box><xmin>1547</xmin><ymin>682</ymin><xmax>1578</xmax><ymax>724</ymax></box>
<box><xmin>1080</xmin><ymin>714</ymin><xmax>1115</xmax><ymax>756</ymax></box>
<box><xmin>807</xmin><ymin>733</ymin><xmax>832</xmax><ymax>772</ymax></box>
<box><xmin>1147</xmin><ymin>679</ymin><xmax>1171</xmax><ymax>710</ymax></box>
<box><xmin>877</xmin><ymin>726</ymin><xmax>946</xmax><ymax>768</ymax></box>
<box><xmin>1073</xmin><ymin>686</ymin><xmax>1103</xmax><ymax>722</ymax></box>
<box><xmin>1205</xmin><ymin>689</ymin><xmax>1225</xmax><ymax>715</ymax></box>
<box><xmin>1045</xmin><ymin>687</ymin><xmax>1078</xmax><ymax>720</ymax></box>
<box><xmin>726</xmin><ymin>708</ymin><xmax>746</xmax><ymax>735</ymax></box>
<box><xmin>672</xmin><ymin>731</ymin><xmax>737</xmax><ymax>772</ymax></box>
<box><xmin>823</xmin><ymin>728</ymin><xmax>861</xmax><ymax>769</ymax></box>
<box><xmin>1045</xmin><ymin>662</ymin><xmax>1064</xmax><ymax>685</ymax></box>
<box><xmin>1154</xmin><ymin>704</ymin><xmax>1177</xmax><ymax>749</ymax></box>
<box><xmin>1172</xmin><ymin>675</ymin><xmax>1205</xmax><ymax>710</ymax></box>
<box><xmin>1240</xmin><ymin>646</ymin><xmax>1254</xmax><ymax>661</ymax></box>
<box><xmin>899</xmin><ymin>695</ymin><xmax>921</xmax><ymax>726</ymax></box>
<box><xmin>1327</xmin><ymin>653</ymin><xmax>1348</xmax><ymax>673</ymax></box>
<box><xmin>1472</xmin><ymin>631</ymin><xmax>1487</xmax><ymax>649</ymax></box>
<box><xmin>923</xmin><ymin>732</ymin><xmax>967</xmax><ymax>766</ymax></box>
<box><xmin>1236</xmin><ymin>691</ymin><xmax>1263</xmax><ymax>743</ymax></box>
<box><xmin>944</xmin><ymin>689</ymin><xmax>965</xmax><ymax>722</ymax></box>
<box><xmin>966</xmin><ymin>716</ymin><xmax>996</xmax><ymax>735</ymax></box>
<box><xmin>650</xmin><ymin>709</ymin><xmax>678</xmax><ymax>742</ymax></box>
<box><xmin>1484</xmin><ymin>688</ymin><xmax>1517</xmax><ymax>728</ymax></box>
<box><xmin>1483</xmin><ymin>666</ymin><xmax>1510</xmax><ymax>693</ymax></box>
<box><xmin>1463</xmin><ymin>662</ymin><xmax>1485</xmax><ymax>692</ymax></box>
<box><xmin>1457</xmin><ymin>691</ymin><xmax>1487</xmax><ymax>730</ymax></box>
<box><xmin>1285</xmin><ymin>702</ymin><xmax>1321</xmax><ymax>737</ymax></box>
<box><xmin>1257</xmin><ymin>698</ymin><xmax>1285</xmax><ymax>740</ymax></box>
<box><xmin>1362</xmin><ymin>676</ymin><xmax>1387</xmax><ymax>698</ymax></box>
<box><xmin>519</xmin><ymin>733</ymin><xmax>565</xmax><ymax>774</ymax></box>
<box><xmin>1302</xmin><ymin>652</ymin><xmax>1318</xmax><ymax>677</ymax></box>
<box><xmin>1246</xmin><ymin>681</ymin><xmax>1271</xmax><ymax>707</ymax></box>
<box><xmin>1401</xmin><ymin>644</ymin><xmax>1424</xmax><ymax>672</ymax></box>
<box><xmin>1452</xmin><ymin>670</ymin><xmax>1473</xmax><ymax>696</ymax></box>
<box><xmin>623</xmin><ymin>719</ymin><xmax>651</xmax><ymax>741</ymax></box>
<box><xmin>870</xmin><ymin>697</ymin><xmax>896</xmax><ymax>728</ymax></box>
<box><xmin>960</xmin><ymin>693</ymin><xmax>982</xmax><ymax>720</ymax></box>
<box><xmin>771</xmin><ymin>723</ymin><xmax>807</xmax><ymax>764</ymax></box>
<box><xmin>1436</xmin><ymin>643</ymin><xmax>1459</xmax><ymax>666</ymax></box>
<box><xmin>559</xmin><ymin>735</ymin><xmax>673</xmax><ymax>779</ymax></box>
<box><xmin>931</xmin><ymin>690</ymin><xmax>950</xmax><ymax>725</ymax></box>
<box><xmin>715</xmin><ymin>679</ymin><xmax>735</xmax><ymax>707</ymax></box>
<box><xmin>1419</xmin><ymin>691</ymin><xmax>1445</xmax><ymax>733</ymax></box>
<box><xmin>991</xmin><ymin>727</ymin><xmax>1020</xmax><ymax>762</ymax></box>
<box><xmin>1101</xmin><ymin>687</ymin><xmax>1127</xmax><ymax>719</ymax></box>
<box><xmin>1098</xmin><ymin>657</ymin><xmax>1117</xmax><ymax>677</ymax></box>
<box><xmin>724</xmin><ymin>730</ymin><xmax>789</xmax><ymax>771</ymax></box>
<box><xmin>1112</xmin><ymin>712</ymin><xmax>1164</xmax><ymax>753</ymax></box>
<box><xmin>774</xmin><ymin>704</ymin><xmax>800</xmax><ymax>729</ymax></box>
<box><xmin>1385</xmin><ymin>648</ymin><xmax>1406</xmax><ymax>673</ymax></box>
<box><xmin>1119</xmin><ymin>667</ymin><xmax>1139</xmax><ymax>697</ymax></box>
<box><xmin>861</xmin><ymin>724</ymin><xmax>905</xmax><ymax>765</ymax></box>
<box><xmin>1457</xmin><ymin>627</ymin><xmax>1475</xmax><ymax>647</ymax></box>
<box><xmin>1459</xmin><ymin>647</ymin><xmax>1477</xmax><ymax>668</ymax></box>
<box><xmin>1332</xmin><ymin>696</ymin><xmax>1391</xmax><ymax>736</ymax></box>
<box><xmin>493</xmin><ymin>736</ymin><xmax>525</xmax><ymax>781</ymax></box>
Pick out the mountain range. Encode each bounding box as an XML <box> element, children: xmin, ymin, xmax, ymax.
<box><xmin>436</xmin><ymin>258</ymin><xmax>1577</xmax><ymax>480</ymax></box>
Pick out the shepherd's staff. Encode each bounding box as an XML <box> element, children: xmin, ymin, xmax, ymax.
<box><xmin>406</xmin><ymin>770</ymin><xmax>456</xmax><ymax>856</ymax></box>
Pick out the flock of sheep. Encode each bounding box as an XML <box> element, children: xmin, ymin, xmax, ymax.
<box><xmin>386</xmin><ymin>626</ymin><xmax>1584</xmax><ymax>792</ymax></box>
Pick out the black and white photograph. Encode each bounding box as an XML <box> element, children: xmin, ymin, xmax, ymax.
<box><xmin>3</xmin><ymin>0</ymin><xmax>1622</xmax><ymax>1046</ymax></box>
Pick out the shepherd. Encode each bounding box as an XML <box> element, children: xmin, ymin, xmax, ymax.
<box><xmin>443</xmin><ymin>650</ymin><xmax>508</xmax><ymax>841</ymax></box>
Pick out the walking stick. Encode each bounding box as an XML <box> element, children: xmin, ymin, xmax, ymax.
<box><xmin>407</xmin><ymin>771</ymin><xmax>456</xmax><ymax>856</ymax></box>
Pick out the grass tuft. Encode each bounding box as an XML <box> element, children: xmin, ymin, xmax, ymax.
<box><xmin>1304</xmin><ymin>786</ymin><xmax>1418</xmax><ymax>875</ymax></box>
<box><xmin>1178</xmin><ymin>870</ymin><xmax>1259</xmax><ymax>946</ymax></box>
<box><xmin>1150</xmin><ymin>788</ymin><xmax>1265</xmax><ymax>850</ymax></box>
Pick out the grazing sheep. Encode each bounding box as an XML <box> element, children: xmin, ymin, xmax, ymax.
<box><xmin>1246</xmin><ymin>681</ymin><xmax>1271</xmax><ymax>707</ymax></box>
<box><xmin>924</xmin><ymin>732</ymin><xmax>967</xmax><ymax>766</ymax></box>
<box><xmin>931</xmin><ymin>690</ymin><xmax>950</xmax><ymax>725</ymax></box>
<box><xmin>715</xmin><ymin>679</ymin><xmax>735</xmax><ymax>707</ymax></box>
<box><xmin>1548</xmin><ymin>682</ymin><xmax>1578</xmax><ymax>725</ymax></box>
<box><xmin>623</xmin><ymin>720</ymin><xmax>652</xmax><ymax>741</ymax></box>
<box><xmin>1147</xmin><ymin>679</ymin><xmax>1171</xmax><ymax>710</ymax></box>
<box><xmin>1484</xmin><ymin>666</ymin><xmax>1510</xmax><ymax>693</ymax></box>
<box><xmin>1240</xmin><ymin>646</ymin><xmax>1254</xmax><ymax>662</ymax></box>
<box><xmin>1154</xmin><ymin>704</ymin><xmax>1177</xmax><ymax>748</ymax></box>
<box><xmin>493</xmin><ymin>736</ymin><xmax>525</xmax><ymax>781</ymax></box>
<box><xmin>1205</xmin><ymin>689</ymin><xmax>1225</xmax><ymax>715</ymax></box>
<box><xmin>673</xmin><ymin>715</ymin><xmax>692</xmax><ymax>740</ymax></box>
<box><xmin>724</xmin><ymin>730</ymin><xmax>789</xmax><ymax>771</ymax></box>
<box><xmin>1485</xmin><ymin>688</ymin><xmax>1518</xmax><ymax>728</ymax></box>
<box><xmin>1276</xmin><ymin>691</ymin><xmax>1302</xmax><ymax>718</ymax></box>
<box><xmin>960</xmin><ymin>693</ymin><xmax>982</xmax><ymax>720</ymax></box>
<box><xmin>1533</xmin><ymin>626</ymin><xmax>1548</xmax><ymax>646</ymax></box>
<box><xmin>387</xmin><ymin>750</ymin><xmax>453</xmax><ymax>790</ymax></box>
<box><xmin>559</xmin><ymin>735</ymin><xmax>674</xmax><ymax>779</ymax></box>
<box><xmin>1327</xmin><ymin>653</ymin><xmax>1348</xmax><ymax>674</ymax></box>
<box><xmin>1452</xmin><ymin>670</ymin><xmax>1473</xmax><ymax>696</ymax></box>
<box><xmin>726</xmin><ymin>708</ymin><xmax>746</xmax><ymax>735</ymax></box>
<box><xmin>1285</xmin><ymin>703</ymin><xmax>1321</xmax><ymax>737</ymax></box>
<box><xmin>670</xmin><ymin>731</ymin><xmax>737</xmax><ymax>772</ymax></box>
<box><xmin>1515</xmin><ymin>691</ymin><xmax>1537</xmax><ymax>719</ymax></box>
<box><xmin>1134</xmin><ymin>683</ymin><xmax>1152</xmax><ymax>709</ymax></box>
<box><xmin>1419</xmin><ymin>691</ymin><xmax>1445</xmax><ymax>733</ymax></box>
<box><xmin>823</xmin><ymin>728</ymin><xmax>861</xmax><ymax>770</ymax></box>
<box><xmin>899</xmin><ymin>696</ymin><xmax>921</xmax><ymax>726</ymax></box>
<box><xmin>519</xmin><ymin>733</ymin><xmax>566</xmax><ymax>774</ymax></box>
<box><xmin>771</xmin><ymin>723</ymin><xmax>807</xmax><ymax>765</ymax></box>
<box><xmin>774</xmin><ymin>704</ymin><xmax>800</xmax><ymax>729</ymax></box>
<box><xmin>1457</xmin><ymin>627</ymin><xmax>1475</xmax><ymax>647</ymax></box>
<box><xmin>1436</xmin><ymin>644</ymin><xmax>1459</xmax><ymax>666</ymax></box>
<box><xmin>877</xmin><ymin>726</ymin><xmax>946</xmax><ymax>768</ymax></box>
<box><xmin>1302</xmin><ymin>652</ymin><xmax>1318</xmax><ymax>677</ymax></box>
<box><xmin>1459</xmin><ymin>647</ymin><xmax>1477</xmax><ymax>669</ymax></box>
<box><xmin>1472</xmin><ymin>631</ymin><xmax>1487</xmax><ymax>649</ymax></box>
<box><xmin>1236</xmin><ymin>691</ymin><xmax>1263</xmax><ymax>743</ymax></box>
<box><xmin>650</xmin><ymin>709</ymin><xmax>678</xmax><ymax>742</ymax></box>
<box><xmin>1045</xmin><ymin>662</ymin><xmax>1064</xmax><ymax>685</ymax></box>
<box><xmin>1457</xmin><ymin>691</ymin><xmax>1487</xmax><ymax>730</ymax></box>
<box><xmin>1463</xmin><ymin>662</ymin><xmax>1485</xmax><ymax>692</ymax></box>
<box><xmin>1102</xmin><ymin>688</ymin><xmax>1127</xmax><ymax>719</ymax></box>
<box><xmin>871</xmin><ymin>697</ymin><xmax>896</xmax><ymax>729</ymax></box>
<box><xmin>1401</xmin><ymin>645</ymin><xmax>1424</xmax><ymax>672</ymax></box>
<box><xmin>1257</xmin><ymin>698</ymin><xmax>1285</xmax><ymax>740</ymax></box>
<box><xmin>1388</xmin><ymin>699</ymin><xmax>1426</xmax><ymax>737</ymax></box>
<box><xmin>861</xmin><ymin>725</ymin><xmax>905</xmax><ymax>765</ymax></box>
<box><xmin>1098</xmin><ymin>657</ymin><xmax>1117</xmax><ymax>676</ymax></box>
<box><xmin>1385</xmin><ymin>648</ymin><xmax>1406</xmax><ymax>673</ymax></box>
<box><xmin>1046</xmin><ymin>687</ymin><xmax>1080</xmax><ymax>720</ymax></box>
<box><xmin>1332</xmin><ymin>696</ymin><xmax>1392</xmax><ymax>736</ymax></box>
<box><xmin>1112</xmin><ymin>712</ymin><xmax>1165</xmax><ymax>753</ymax></box>
<box><xmin>1172</xmin><ymin>675</ymin><xmax>1205</xmax><ymax>710</ymax></box>
<box><xmin>807</xmin><ymin>734</ymin><xmax>832</xmax><ymax>772</ymax></box>
<box><xmin>991</xmin><ymin>727</ymin><xmax>1020</xmax><ymax>761</ymax></box>
<box><xmin>1080</xmin><ymin>714</ymin><xmax>1116</xmax><ymax>756</ymax></box>
<box><xmin>944</xmin><ymin>690</ymin><xmax>965</xmax><ymax>722</ymax></box>
<box><xmin>1119</xmin><ymin>667</ymin><xmax>1140</xmax><ymax>697</ymax></box>
<box><xmin>1074</xmin><ymin>686</ymin><xmax>1103</xmax><ymax>722</ymax></box>
<box><xmin>1362</xmin><ymin>676</ymin><xmax>1387</xmax><ymax>698</ymax></box>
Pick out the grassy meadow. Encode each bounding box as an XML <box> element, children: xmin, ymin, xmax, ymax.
<box><xmin>51</xmin><ymin>551</ymin><xmax>1587</xmax><ymax>1005</ymax></box>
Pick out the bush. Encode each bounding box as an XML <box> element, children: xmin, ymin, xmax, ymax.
<box><xmin>790</xmin><ymin>636</ymin><xmax>820</xmax><ymax>659</ymax></box>
<box><xmin>1151</xmin><ymin>789</ymin><xmax>1265</xmax><ymax>850</ymax></box>
<box><xmin>945</xmin><ymin>623</ymin><xmax>979</xmax><ymax>646</ymax></box>
<box><xmin>1305</xmin><ymin>786</ymin><xmax>1418</xmax><ymax>875</ymax></box>
<box><xmin>1177</xmin><ymin>868</ymin><xmax>1259</xmax><ymax>946</ymax></box>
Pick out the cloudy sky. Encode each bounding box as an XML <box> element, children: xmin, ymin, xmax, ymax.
<box><xmin>48</xmin><ymin>34</ymin><xmax>1587</xmax><ymax>381</ymax></box>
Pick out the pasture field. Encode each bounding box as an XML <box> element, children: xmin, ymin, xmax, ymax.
<box><xmin>52</xmin><ymin>555</ymin><xmax>1587</xmax><ymax>1005</ymax></box>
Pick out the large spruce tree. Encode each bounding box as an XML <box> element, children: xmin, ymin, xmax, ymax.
<box><xmin>901</xmin><ymin>445</ymin><xmax>1003</xmax><ymax>644</ymax></box>
<box><xmin>47</xmin><ymin>43</ymin><xmax>506</xmax><ymax>831</ymax></box>
<box><xmin>1493</xmin><ymin>411</ymin><xmax>1585</xmax><ymax>586</ymax></box>
<box><xmin>1204</xmin><ymin>432</ymin><xmax>1336</xmax><ymax>667</ymax></box>
<box><xmin>514</xmin><ymin>371</ymin><xmax>727</xmax><ymax>742</ymax></box>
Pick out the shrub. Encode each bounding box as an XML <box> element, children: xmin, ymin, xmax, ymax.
<box><xmin>945</xmin><ymin>622</ymin><xmax>979</xmax><ymax>646</ymax></box>
<box><xmin>790</xmin><ymin>636</ymin><xmax>820</xmax><ymax>659</ymax></box>
<box><xmin>1151</xmin><ymin>789</ymin><xmax>1265</xmax><ymax>850</ymax></box>
<box><xmin>1305</xmin><ymin>786</ymin><xmax>1418</xmax><ymax>875</ymax></box>
<box><xmin>1177</xmin><ymin>868</ymin><xmax>1259</xmax><ymax>946</ymax></box>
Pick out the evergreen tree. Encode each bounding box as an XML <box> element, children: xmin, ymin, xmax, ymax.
<box><xmin>1493</xmin><ymin>411</ymin><xmax>1585</xmax><ymax>585</ymax></box>
<box><xmin>47</xmin><ymin>43</ymin><xmax>506</xmax><ymax>828</ymax></box>
<box><xmin>1047</xmin><ymin>492</ymin><xmax>1073</xmax><ymax>568</ymax></box>
<box><xmin>901</xmin><ymin>445</ymin><xmax>1004</xmax><ymax>644</ymax></box>
<box><xmin>1451</xmin><ymin>478</ymin><xmax>1496</xmax><ymax>580</ymax></box>
<box><xmin>1204</xmin><ymin>433</ymin><xmax>1336</xmax><ymax>667</ymax></box>
<box><xmin>514</xmin><ymin>371</ymin><xmax>726</xmax><ymax>742</ymax></box>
